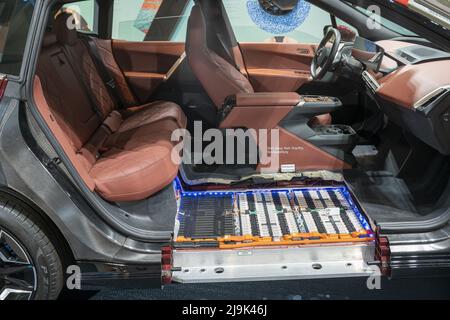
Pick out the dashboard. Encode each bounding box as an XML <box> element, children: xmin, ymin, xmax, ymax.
<box><xmin>368</xmin><ymin>40</ymin><xmax>450</xmax><ymax>108</ymax></box>
<box><xmin>361</xmin><ymin>40</ymin><xmax>450</xmax><ymax>155</ymax></box>
<box><xmin>377</xmin><ymin>59</ymin><xmax>450</xmax><ymax>109</ymax></box>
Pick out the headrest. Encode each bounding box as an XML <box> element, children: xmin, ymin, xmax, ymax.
<box><xmin>187</xmin><ymin>5</ymin><xmax>206</xmax><ymax>41</ymax></box>
<box><xmin>189</xmin><ymin>5</ymin><xmax>202</xmax><ymax>24</ymax></box>
<box><xmin>54</xmin><ymin>12</ymin><xmax>78</xmax><ymax>46</ymax></box>
<box><xmin>186</xmin><ymin>5</ymin><xmax>205</xmax><ymax>55</ymax></box>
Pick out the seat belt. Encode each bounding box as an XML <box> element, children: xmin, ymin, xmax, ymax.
<box><xmin>216</xmin><ymin>33</ymin><xmax>248</xmax><ymax>79</ymax></box>
<box><xmin>59</xmin><ymin>46</ymin><xmax>105</xmax><ymax>121</ymax></box>
<box><xmin>216</xmin><ymin>33</ymin><xmax>242</xmax><ymax>72</ymax></box>
<box><xmin>81</xmin><ymin>36</ymin><xmax>124</xmax><ymax>109</ymax></box>
<box><xmin>217</xmin><ymin>0</ymin><xmax>249</xmax><ymax>78</ymax></box>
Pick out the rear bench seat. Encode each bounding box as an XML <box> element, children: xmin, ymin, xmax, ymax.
<box><xmin>34</xmin><ymin>13</ymin><xmax>186</xmax><ymax>202</ymax></box>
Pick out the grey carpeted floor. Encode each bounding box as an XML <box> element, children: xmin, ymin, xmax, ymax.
<box><xmin>59</xmin><ymin>277</ymin><xmax>450</xmax><ymax>300</ymax></box>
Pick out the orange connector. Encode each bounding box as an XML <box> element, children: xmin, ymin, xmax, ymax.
<box><xmin>176</xmin><ymin>230</ymin><xmax>375</xmax><ymax>249</ymax></box>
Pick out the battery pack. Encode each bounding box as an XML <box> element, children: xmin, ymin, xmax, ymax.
<box><xmin>175</xmin><ymin>186</ymin><xmax>373</xmax><ymax>249</ymax></box>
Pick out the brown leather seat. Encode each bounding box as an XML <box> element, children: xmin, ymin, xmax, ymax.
<box><xmin>186</xmin><ymin>5</ymin><xmax>253</xmax><ymax>109</ymax></box>
<box><xmin>90</xmin><ymin>120</ymin><xmax>181</xmax><ymax>201</ymax></box>
<box><xmin>53</xmin><ymin>12</ymin><xmax>187</xmax><ymax>130</ymax></box>
<box><xmin>186</xmin><ymin>4</ymin><xmax>331</xmax><ymax>126</ymax></box>
<box><xmin>34</xmin><ymin>14</ymin><xmax>186</xmax><ymax>202</ymax></box>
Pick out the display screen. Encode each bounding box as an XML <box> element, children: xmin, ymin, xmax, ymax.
<box><xmin>352</xmin><ymin>36</ymin><xmax>385</xmax><ymax>72</ymax></box>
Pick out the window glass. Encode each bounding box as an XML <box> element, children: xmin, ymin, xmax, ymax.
<box><xmin>0</xmin><ymin>0</ymin><xmax>35</xmax><ymax>76</ymax></box>
<box><xmin>223</xmin><ymin>0</ymin><xmax>332</xmax><ymax>43</ymax></box>
<box><xmin>112</xmin><ymin>0</ymin><xmax>193</xmax><ymax>41</ymax></box>
<box><xmin>61</xmin><ymin>0</ymin><xmax>97</xmax><ymax>33</ymax></box>
<box><xmin>351</xmin><ymin>3</ymin><xmax>418</xmax><ymax>37</ymax></box>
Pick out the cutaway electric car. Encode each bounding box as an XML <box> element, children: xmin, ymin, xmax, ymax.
<box><xmin>1</xmin><ymin>0</ymin><xmax>450</xmax><ymax>300</ymax></box>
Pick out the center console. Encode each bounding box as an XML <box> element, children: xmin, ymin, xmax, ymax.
<box><xmin>281</xmin><ymin>95</ymin><xmax>358</xmax><ymax>164</ymax></box>
<box><xmin>218</xmin><ymin>92</ymin><xmax>358</xmax><ymax>171</ymax></box>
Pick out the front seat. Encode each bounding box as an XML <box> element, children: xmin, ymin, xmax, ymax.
<box><xmin>186</xmin><ymin>3</ymin><xmax>253</xmax><ymax>110</ymax></box>
<box><xmin>185</xmin><ymin>3</ymin><xmax>331</xmax><ymax>125</ymax></box>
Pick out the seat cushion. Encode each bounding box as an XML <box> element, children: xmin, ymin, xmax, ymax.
<box><xmin>119</xmin><ymin>101</ymin><xmax>187</xmax><ymax>132</ymax></box>
<box><xmin>105</xmin><ymin>119</ymin><xmax>180</xmax><ymax>150</ymax></box>
<box><xmin>91</xmin><ymin>120</ymin><xmax>182</xmax><ymax>202</ymax></box>
<box><xmin>91</xmin><ymin>141</ymin><xmax>179</xmax><ymax>202</ymax></box>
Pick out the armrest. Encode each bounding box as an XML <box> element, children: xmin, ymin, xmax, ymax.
<box><xmin>219</xmin><ymin>92</ymin><xmax>298</xmax><ymax>129</ymax></box>
<box><xmin>219</xmin><ymin>93</ymin><xmax>342</xmax><ymax>129</ymax></box>
<box><xmin>235</xmin><ymin>92</ymin><xmax>301</xmax><ymax>107</ymax></box>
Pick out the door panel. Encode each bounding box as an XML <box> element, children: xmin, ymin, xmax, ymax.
<box><xmin>239</xmin><ymin>43</ymin><xmax>316</xmax><ymax>92</ymax></box>
<box><xmin>112</xmin><ymin>41</ymin><xmax>185</xmax><ymax>102</ymax></box>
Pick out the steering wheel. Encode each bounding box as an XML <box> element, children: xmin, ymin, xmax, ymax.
<box><xmin>311</xmin><ymin>27</ymin><xmax>342</xmax><ymax>80</ymax></box>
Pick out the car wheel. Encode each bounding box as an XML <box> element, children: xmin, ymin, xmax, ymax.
<box><xmin>0</xmin><ymin>196</ymin><xmax>64</xmax><ymax>300</ymax></box>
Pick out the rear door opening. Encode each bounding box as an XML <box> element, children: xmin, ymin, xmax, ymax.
<box><xmin>165</xmin><ymin>181</ymin><xmax>377</xmax><ymax>283</ymax></box>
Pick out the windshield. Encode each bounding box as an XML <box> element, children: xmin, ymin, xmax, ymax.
<box><xmin>348</xmin><ymin>2</ymin><xmax>419</xmax><ymax>36</ymax></box>
<box><xmin>401</xmin><ymin>0</ymin><xmax>450</xmax><ymax>29</ymax></box>
<box><xmin>415</xmin><ymin>0</ymin><xmax>449</xmax><ymax>17</ymax></box>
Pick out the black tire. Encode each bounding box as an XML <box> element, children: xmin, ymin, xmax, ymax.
<box><xmin>0</xmin><ymin>195</ymin><xmax>64</xmax><ymax>300</ymax></box>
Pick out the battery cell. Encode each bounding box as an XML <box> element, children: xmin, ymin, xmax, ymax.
<box><xmin>176</xmin><ymin>187</ymin><xmax>372</xmax><ymax>245</ymax></box>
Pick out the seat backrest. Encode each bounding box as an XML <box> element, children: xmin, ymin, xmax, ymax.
<box><xmin>201</xmin><ymin>0</ymin><xmax>248</xmax><ymax>78</ymax></box>
<box><xmin>35</xmin><ymin>30</ymin><xmax>104</xmax><ymax>189</ymax></box>
<box><xmin>36</xmin><ymin>32</ymin><xmax>102</xmax><ymax>152</ymax></box>
<box><xmin>54</xmin><ymin>12</ymin><xmax>117</xmax><ymax>118</ymax></box>
<box><xmin>186</xmin><ymin>4</ymin><xmax>253</xmax><ymax>110</ymax></box>
<box><xmin>35</xmin><ymin>15</ymin><xmax>119</xmax><ymax>178</ymax></box>
<box><xmin>88</xmin><ymin>37</ymin><xmax>138</xmax><ymax>107</ymax></box>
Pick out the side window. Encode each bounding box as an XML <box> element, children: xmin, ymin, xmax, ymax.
<box><xmin>0</xmin><ymin>0</ymin><xmax>35</xmax><ymax>76</ymax></box>
<box><xmin>61</xmin><ymin>0</ymin><xmax>98</xmax><ymax>33</ymax></box>
<box><xmin>223</xmin><ymin>0</ymin><xmax>332</xmax><ymax>43</ymax></box>
<box><xmin>112</xmin><ymin>0</ymin><xmax>193</xmax><ymax>42</ymax></box>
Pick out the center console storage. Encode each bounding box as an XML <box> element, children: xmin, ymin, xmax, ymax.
<box><xmin>301</xmin><ymin>95</ymin><xmax>343</xmax><ymax>106</ymax></box>
<box><xmin>281</xmin><ymin>95</ymin><xmax>358</xmax><ymax>164</ymax></box>
<box><xmin>309</xmin><ymin>125</ymin><xmax>358</xmax><ymax>153</ymax></box>
<box><xmin>313</xmin><ymin>125</ymin><xmax>355</xmax><ymax>135</ymax></box>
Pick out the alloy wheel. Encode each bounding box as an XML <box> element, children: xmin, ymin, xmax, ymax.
<box><xmin>0</xmin><ymin>228</ymin><xmax>36</xmax><ymax>300</ymax></box>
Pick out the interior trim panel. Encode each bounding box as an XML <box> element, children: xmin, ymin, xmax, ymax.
<box><xmin>239</xmin><ymin>42</ymin><xmax>316</xmax><ymax>92</ymax></box>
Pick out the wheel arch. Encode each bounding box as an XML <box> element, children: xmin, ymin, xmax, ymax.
<box><xmin>0</xmin><ymin>186</ymin><xmax>76</xmax><ymax>269</ymax></box>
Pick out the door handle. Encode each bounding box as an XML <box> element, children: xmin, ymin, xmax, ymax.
<box><xmin>297</xmin><ymin>48</ymin><xmax>310</xmax><ymax>55</ymax></box>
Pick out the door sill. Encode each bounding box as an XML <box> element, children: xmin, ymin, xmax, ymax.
<box><xmin>171</xmin><ymin>243</ymin><xmax>375</xmax><ymax>283</ymax></box>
